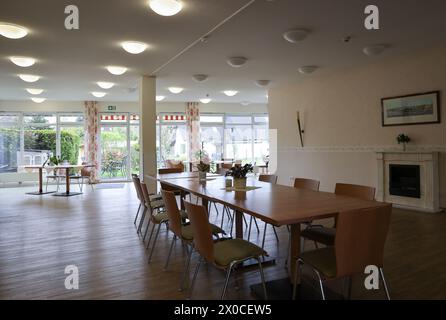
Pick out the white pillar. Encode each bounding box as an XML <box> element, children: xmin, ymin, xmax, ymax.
<box><xmin>139</xmin><ymin>76</ymin><xmax>157</xmax><ymax>190</ymax></box>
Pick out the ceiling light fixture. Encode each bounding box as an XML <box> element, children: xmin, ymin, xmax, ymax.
<box><xmin>298</xmin><ymin>66</ymin><xmax>318</xmax><ymax>74</ymax></box>
<box><xmin>223</xmin><ymin>90</ymin><xmax>238</xmax><ymax>97</ymax></box>
<box><xmin>283</xmin><ymin>29</ymin><xmax>309</xmax><ymax>43</ymax></box>
<box><xmin>26</xmin><ymin>88</ymin><xmax>43</xmax><ymax>95</ymax></box>
<box><xmin>91</xmin><ymin>92</ymin><xmax>107</xmax><ymax>98</ymax></box>
<box><xmin>10</xmin><ymin>56</ymin><xmax>36</xmax><ymax>67</ymax></box>
<box><xmin>121</xmin><ymin>41</ymin><xmax>148</xmax><ymax>54</ymax></box>
<box><xmin>156</xmin><ymin>95</ymin><xmax>166</xmax><ymax>101</ymax></box>
<box><xmin>192</xmin><ymin>74</ymin><xmax>208</xmax><ymax>82</ymax></box>
<box><xmin>19</xmin><ymin>74</ymin><xmax>40</xmax><ymax>82</ymax></box>
<box><xmin>107</xmin><ymin>66</ymin><xmax>127</xmax><ymax>75</ymax></box>
<box><xmin>168</xmin><ymin>87</ymin><xmax>183</xmax><ymax>94</ymax></box>
<box><xmin>149</xmin><ymin>0</ymin><xmax>183</xmax><ymax>16</ymax></box>
<box><xmin>227</xmin><ymin>57</ymin><xmax>247</xmax><ymax>68</ymax></box>
<box><xmin>255</xmin><ymin>80</ymin><xmax>270</xmax><ymax>87</ymax></box>
<box><xmin>363</xmin><ymin>44</ymin><xmax>386</xmax><ymax>56</ymax></box>
<box><xmin>31</xmin><ymin>97</ymin><xmax>46</xmax><ymax>103</ymax></box>
<box><xmin>0</xmin><ymin>22</ymin><xmax>28</xmax><ymax>39</ymax></box>
<box><xmin>200</xmin><ymin>95</ymin><xmax>211</xmax><ymax>104</ymax></box>
<box><xmin>97</xmin><ymin>82</ymin><xmax>115</xmax><ymax>89</ymax></box>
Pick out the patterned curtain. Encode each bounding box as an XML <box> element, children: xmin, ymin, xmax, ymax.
<box><xmin>186</xmin><ymin>102</ymin><xmax>201</xmax><ymax>163</ymax></box>
<box><xmin>84</xmin><ymin>101</ymin><xmax>99</xmax><ymax>183</ymax></box>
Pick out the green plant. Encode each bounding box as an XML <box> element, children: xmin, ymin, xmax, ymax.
<box><xmin>225</xmin><ymin>163</ymin><xmax>253</xmax><ymax>179</ymax></box>
<box><xmin>396</xmin><ymin>134</ymin><xmax>411</xmax><ymax>144</ymax></box>
<box><xmin>195</xmin><ymin>148</ymin><xmax>211</xmax><ymax>172</ymax></box>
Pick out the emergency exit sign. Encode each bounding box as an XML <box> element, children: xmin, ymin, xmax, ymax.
<box><xmin>107</xmin><ymin>106</ymin><xmax>116</xmax><ymax>111</ymax></box>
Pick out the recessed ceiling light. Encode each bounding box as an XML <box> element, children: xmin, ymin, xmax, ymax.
<box><xmin>107</xmin><ymin>66</ymin><xmax>127</xmax><ymax>75</ymax></box>
<box><xmin>26</xmin><ymin>88</ymin><xmax>44</xmax><ymax>95</ymax></box>
<box><xmin>363</xmin><ymin>44</ymin><xmax>386</xmax><ymax>56</ymax></box>
<box><xmin>283</xmin><ymin>29</ymin><xmax>309</xmax><ymax>43</ymax></box>
<box><xmin>156</xmin><ymin>95</ymin><xmax>166</xmax><ymax>101</ymax></box>
<box><xmin>168</xmin><ymin>87</ymin><xmax>183</xmax><ymax>94</ymax></box>
<box><xmin>200</xmin><ymin>96</ymin><xmax>211</xmax><ymax>104</ymax></box>
<box><xmin>0</xmin><ymin>22</ymin><xmax>28</xmax><ymax>39</ymax></box>
<box><xmin>10</xmin><ymin>56</ymin><xmax>36</xmax><ymax>67</ymax></box>
<box><xmin>97</xmin><ymin>82</ymin><xmax>115</xmax><ymax>89</ymax></box>
<box><xmin>255</xmin><ymin>80</ymin><xmax>271</xmax><ymax>87</ymax></box>
<box><xmin>223</xmin><ymin>90</ymin><xmax>238</xmax><ymax>97</ymax></box>
<box><xmin>227</xmin><ymin>57</ymin><xmax>247</xmax><ymax>68</ymax></box>
<box><xmin>298</xmin><ymin>66</ymin><xmax>318</xmax><ymax>74</ymax></box>
<box><xmin>192</xmin><ymin>74</ymin><xmax>209</xmax><ymax>82</ymax></box>
<box><xmin>19</xmin><ymin>74</ymin><xmax>39</xmax><ymax>83</ymax></box>
<box><xmin>241</xmin><ymin>101</ymin><xmax>251</xmax><ymax>106</ymax></box>
<box><xmin>91</xmin><ymin>92</ymin><xmax>107</xmax><ymax>98</ymax></box>
<box><xmin>149</xmin><ymin>0</ymin><xmax>183</xmax><ymax>16</ymax></box>
<box><xmin>121</xmin><ymin>41</ymin><xmax>148</xmax><ymax>54</ymax></box>
<box><xmin>31</xmin><ymin>97</ymin><xmax>46</xmax><ymax>103</ymax></box>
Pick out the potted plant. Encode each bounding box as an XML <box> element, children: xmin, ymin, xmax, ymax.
<box><xmin>225</xmin><ymin>163</ymin><xmax>253</xmax><ymax>189</ymax></box>
<box><xmin>396</xmin><ymin>134</ymin><xmax>411</xmax><ymax>151</ymax></box>
<box><xmin>195</xmin><ymin>149</ymin><xmax>211</xmax><ymax>181</ymax></box>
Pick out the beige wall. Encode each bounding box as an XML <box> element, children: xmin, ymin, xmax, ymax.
<box><xmin>268</xmin><ymin>46</ymin><xmax>446</xmax><ymax>208</ymax></box>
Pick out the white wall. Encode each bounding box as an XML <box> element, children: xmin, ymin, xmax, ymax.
<box><xmin>268</xmin><ymin>46</ymin><xmax>446</xmax><ymax>208</ymax></box>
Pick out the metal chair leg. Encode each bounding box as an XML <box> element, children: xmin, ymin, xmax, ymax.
<box><xmin>261</xmin><ymin>222</ymin><xmax>268</xmax><ymax>249</ymax></box>
<box><xmin>247</xmin><ymin>216</ymin><xmax>253</xmax><ymax>241</ymax></box>
<box><xmin>253</xmin><ymin>216</ymin><xmax>260</xmax><ymax>232</ymax></box>
<box><xmin>221</xmin><ymin>264</ymin><xmax>234</xmax><ymax>300</ymax></box>
<box><xmin>189</xmin><ymin>257</ymin><xmax>203</xmax><ymax>299</ymax></box>
<box><xmin>134</xmin><ymin>203</ymin><xmax>141</xmax><ymax>225</ymax></box>
<box><xmin>257</xmin><ymin>257</ymin><xmax>268</xmax><ymax>300</ymax></box>
<box><xmin>146</xmin><ymin>222</ymin><xmax>156</xmax><ymax>249</ymax></box>
<box><xmin>292</xmin><ymin>259</ymin><xmax>301</xmax><ymax>300</ymax></box>
<box><xmin>143</xmin><ymin>219</ymin><xmax>152</xmax><ymax>242</ymax></box>
<box><xmin>148</xmin><ymin>223</ymin><xmax>162</xmax><ymax>264</ymax></box>
<box><xmin>137</xmin><ymin>207</ymin><xmax>147</xmax><ymax>234</ymax></box>
<box><xmin>164</xmin><ymin>235</ymin><xmax>177</xmax><ymax>271</ymax></box>
<box><xmin>180</xmin><ymin>244</ymin><xmax>193</xmax><ymax>291</ymax></box>
<box><xmin>379</xmin><ymin>268</ymin><xmax>391</xmax><ymax>300</ymax></box>
<box><xmin>314</xmin><ymin>269</ymin><xmax>326</xmax><ymax>300</ymax></box>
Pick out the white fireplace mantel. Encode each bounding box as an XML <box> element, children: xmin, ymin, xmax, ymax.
<box><xmin>376</xmin><ymin>151</ymin><xmax>440</xmax><ymax>212</ymax></box>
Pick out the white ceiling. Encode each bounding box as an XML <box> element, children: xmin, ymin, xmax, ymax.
<box><xmin>1</xmin><ymin>0</ymin><xmax>446</xmax><ymax>104</ymax></box>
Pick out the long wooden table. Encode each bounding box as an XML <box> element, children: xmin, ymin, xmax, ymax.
<box><xmin>148</xmin><ymin>173</ymin><xmax>389</xmax><ymax>299</ymax></box>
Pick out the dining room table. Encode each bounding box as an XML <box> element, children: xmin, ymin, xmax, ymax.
<box><xmin>25</xmin><ymin>164</ymin><xmax>87</xmax><ymax>197</ymax></box>
<box><xmin>147</xmin><ymin>173</ymin><xmax>389</xmax><ymax>300</ymax></box>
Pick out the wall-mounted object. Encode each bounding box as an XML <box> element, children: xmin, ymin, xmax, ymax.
<box><xmin>381</xmin><ymin>91</ymin><xmax>440</xmax><ymax>126</ymax></box>
<box><xmin>296</xmin><ymin>111</ymin><xmax>304</xmax><ymax>147</ymax></box>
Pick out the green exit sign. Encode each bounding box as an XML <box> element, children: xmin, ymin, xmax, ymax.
<box><xmin>107</xmin><ymin>106</ymin><xmax>116</xmax><ymax>111</ymax></box>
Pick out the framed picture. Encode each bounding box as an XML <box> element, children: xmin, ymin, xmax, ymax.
<box><xmin>381</xmin><ymin>91</ymin><xmax>440</xmax><ymax>126</ymax></box>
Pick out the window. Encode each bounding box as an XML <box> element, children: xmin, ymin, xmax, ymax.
<box><xmin>157</xmin><ymin>113</ymin><xmax>188</xmax><ymax>167</ymax></box>
<box><xmin>253</xmin><ymin>114</ymin><xmax>269</xmax><ymax>165</ymax></box>
<box><xmin>59</xmin><ymin>114</ymin><xmax>85</xmax><ymax>166</ymax></box>
<box><xmin>224</xmin><ymin>115</ymin><xmax>253</xmax><ymax>164</ymax></box>
<box><xmin>23</xmin><ymin>113</ymin><xmax>57</xmax><ymax>166</ymax></box>
<box><xmin>0</xmin><ymin>114</ymin><xmax>21</xmax><ymax>173</ymax></box>
<box><xmin>200</xmin><ymin>114</ymin><xmax>224</xmax><ymax>161</ymax></box>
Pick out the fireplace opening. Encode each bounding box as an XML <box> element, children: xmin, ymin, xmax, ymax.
<box><xmin>389</xmin><ymin>164</ymin><xmax>421</xmax><ymax>198</ymax></box>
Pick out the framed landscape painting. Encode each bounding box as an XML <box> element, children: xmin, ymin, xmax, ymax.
<box><xmin>381</xmin><ymin>91</ymin><xmax>440</xmax><ymax>126</ymax></box>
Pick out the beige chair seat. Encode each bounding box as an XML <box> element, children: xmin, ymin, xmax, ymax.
<box><xmin>149</xmin><ymin>194</ymin><xmax>162</xmax><ymax>201</ymax></box>
<box><xmin>213</xmin><ymin>238</ymin><xmax>266</xmax><ymax>267</ymax></box>
<box><xmin>149</xmin><ymin>199</ymin><xmax>165</xmax><ymax>210</ymax></box>
<box><xmin>181</xmin><ymin>223</ymin><xmax>225</xmax><ymax>240</ymax></box>
<box><xmin>301</xmin><ymin>227</ymin><xmax>336</xmax><ymax>246</ymax></box>
<box><xmin>299</xmin><ymin>247</ymin><xmax>337</xmax><ymax>279</ymax></box>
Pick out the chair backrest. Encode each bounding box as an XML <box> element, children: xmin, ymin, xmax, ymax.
<box><xmin>335</xmin><ymin>183</ymin><xmax>375</xmax><ymax>201</ymax></box>
<box><xmin>140</xmin><ymin>182</ymin><xmax>154</xmax><ymax>210</ymax></box>
<box><xmin>161</xmin><ymin>190</ymin><xmax>182</xmax><ymax>237</ymax></box>
<box><xmin>334</xmin><ymin>204</ymin><xmax>392</xmax><ymax>278</ymax></box>
<box><xmin>165</xmin><ymin>160</ymin><xmax>184</xmax><ymax>170</ymax></box>
<box><xmin>159</xmin><ymin>181</ymin><xmax>180</xmax><ymax>193</ymax></box>
<box><xmin>183</xmin><ymin>200</ymin><xmax>215</xmax><ymax>263</ymax></box>
<box><xmin>132</xmin><ymin>175</ymin><xmax>143</xmax><ymax>202</ymax></box>
<box><xmin>294</xmin><ymin>178</ymin><xmax>320</xmax><ymax>191</ymax></box>
<box><xmin>259</xmin><ymin>174</ymin><xmax>278</xmax><ymax>184</ymax></box>
<box><xmin>158</xmin><ymin>168</ymin><xmax>183</xmax><ymax>174</ymax></box>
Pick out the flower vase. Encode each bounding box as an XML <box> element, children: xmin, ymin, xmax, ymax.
<box><xmin>198</xmin><ymin>171</ymin><xmax>207</xmax><ymax>181</ymax></box>
<box><xmin>234</xmin><ymin>177</ymin><xmax>247</xmax><ymax>189</ymax></box>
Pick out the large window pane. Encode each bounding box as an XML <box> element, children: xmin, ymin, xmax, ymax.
<box><xmin>130</xmin><ymin>125</ymin><xmax>140</xmax><ymax>175</ymax></box>
<box><xmin>100</xmin><ymin>126</ymin><xmax>128</xmax><ymax>179</ymax></box>
<box><xmin>0</xmin><ymin>115</ymin><xmax>20</xmax><ymax>173</ymax></box>
<box><xmin>224</xmin><ymin>126</ymin><xmax>252</xmax><ymax>164</ymax></box>
<box><xmin>201</xmin><ymin>126</ymin><xmax>223</xmax><ymax>161</ymax></box>
<box><xmin>254</xmin><ymin>125</ymin><xmax>269</xmax><ymax>165</ymax></box>
<box><xmin>23</xmin><ymin>114</ymin><xmax>57</xmax><ymax>166</ymax></box>
<box><xmin>160</xmin><ymin>125</ymin><xmax>187</xmax><ymax>164</ymax></box>
<box><xmin>60</xmin><ymin>127</ymin><xmax>84</xmax><ymax>164</ymax></box>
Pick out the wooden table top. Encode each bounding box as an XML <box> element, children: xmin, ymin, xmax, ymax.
<box><xmin>156</xmin><ymin>176</ymin><xmax>389</xmax><ymax>227</ymax></box>
<box><xmin>147</xmin><ymin>172</ymin><xmax>222</xmax><ymax>180</ymax></box>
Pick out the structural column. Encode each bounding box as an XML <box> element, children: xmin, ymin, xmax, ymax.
<box><xmin>139</xmin><ymin>76</ymin><xmax>157</xmax><ymax>190</ymax></box>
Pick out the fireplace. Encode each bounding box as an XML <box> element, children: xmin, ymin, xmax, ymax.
<box><xmin>389</xmin><ymin>164</ymin><xmax>421</xmax><ymax>198</ymax></box>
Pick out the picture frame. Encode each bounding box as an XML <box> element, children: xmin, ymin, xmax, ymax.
<box><xmin>381</xmin><ymin>91</ymin><xmax>440</xmax><ymax>126</ymax></box>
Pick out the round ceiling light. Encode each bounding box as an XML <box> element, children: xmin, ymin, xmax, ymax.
<box><xmin>156</xmin><ymin>95</ymin><xmax>166</xmax><ymax>101</ymax></box>
<box><xmin>31</xmin><ymin>97</ymin><xmax>46</xmax><ymax>103</ymax></box>
<box><xmin>26</xmin><ymin>88</ymin><xmax>43</xmax><ymax>95</ymax></box>
<box><xmin>168</xmin><ymin>87</ymin><xmax>184</xmax><ymax>94</ymax></box>
<box><xmin>192</xmin><ymin>74</ymin><xmax>208</xmax><ymax>82</ymax></box>
<box><xmin>200</xmin><ymin>95</ymin><xmax>211</xmax><ymax>104</ymax></box>
<box><xmin>298</xmin><ymin>66</ymin><xmax>318</xmax><ymax>74</ymax></box>
<box><xmin>10</xmin><ymin>56</ymin><xmax>36</xmax><ymax>67</ymax></box>
<box><xmin>121</xmin><ymin>41</ymin><xmax>148</xmax><ymax>54</ymax></box>
<box><xmin>227</xmin><ymin>57</ymin><xmax>247</xmax><ymax>68</ymax></box>
<box><xmin>91</xmin><ymin>92</ymin><xmax>107</xmax><ymax>98</ymax></box>
<box><xmin>255</xmin><ymin>80</ymin><xmax>270</xmax><ymax>87</ymax></box>
<box><xmin>0</xmin><ymin>22</ymin><xmax>28</xmax><ymax>39</ymax></box>
<box><xmin>223</xmin><ymin>90</ymin><xmax>238</xmax><ymax>97</ymax></box>
<box><xmin>97</xmin><ymin>82</ymin><xmax>115</xmax><ymax>89</ymax></box>
<box><xmin>363</xmin><ymin>44</ymin><xmax>386</xmax><ymax>56</ymax></box>
<box><xmin>283</xmin><ymin>29</ymin><xmax>309</xmax><ymax>43</ymax></box>
<box><xmin>19</xmin><ymin>74</ymin><xmax>40</xmax><ymax>83</ymax></box>
<box><xmin>107</xmin><ymin>66</ymin><xmax>127</xmax><ymax>75</ymax></box>
<box><xmin>149</xmin><ymin>0</ymin><xmax>183</xmax><ymax>16</ymax></box>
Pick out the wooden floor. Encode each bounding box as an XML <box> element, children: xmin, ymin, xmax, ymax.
<box><xmin>0</xmin><ymin>182</ymin><xmax>445</xmax><ymax>300</ymax></box>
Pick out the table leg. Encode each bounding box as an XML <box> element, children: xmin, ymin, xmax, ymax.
<box><xmin>26</xmin><ymin>167</ymin><xmax>56</xmax><ymax>195</ymax></box>
<box><xmin>289</xmin><ymin>223</ymin><xmax>301</xmax><ymax>285</ymax></box>
<box><xmin>66</xmin><ymin>169</ymin><xmax>70</xmax><ymax>195</ymax></box>
<box><xmin>235</xmin><ymin>210</ymin><xmax>243</xmax><ymax>239</ymax></box>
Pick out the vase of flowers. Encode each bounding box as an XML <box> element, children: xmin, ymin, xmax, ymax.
<box><xmin>225</xmin><ymin>164</ymin><xmax>253</xmax><ymax>189</ymax></box>
<box><xmin>195</xmin><ymin>148</ymin><xmax>211</xmax><ymax>181</ymax></box>
<box><xmin>396</xmin><ymin>134</ymin><xmax>411</xmax><ymax>151</ymax></box>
